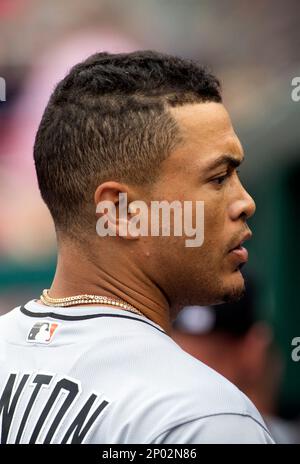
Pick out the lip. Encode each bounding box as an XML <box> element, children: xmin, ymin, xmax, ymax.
<box><xmin>229</xmin><ymin>246</ymin><xmax>248</xmax><ymax>263</ymax></box>
<box><xmin>229</xmin><ymin>231</ymin><xmax>252</xmax><ymax>252</ymax></box>
<box><xmin>228</xmin><ymin>231</ymin><xmax>252</xmax><ymax>263</ymax></box>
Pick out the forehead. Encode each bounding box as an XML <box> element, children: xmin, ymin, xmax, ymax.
<box><xmin>167</xmin><ymin>102</ymin><xmax>244</xmax><ymax>170</ymax></box>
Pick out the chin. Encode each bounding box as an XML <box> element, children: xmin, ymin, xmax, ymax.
<box><xmin>184</xmin><ymin>270</ymin><xmax>245</xmax><ymax>307</ymax></box>
<box><xmin>173</xmin><ymin>264</ymin><xmax>246</xmax><ymax>309</ymax></box>
<box><xmin>220</xmin><ymin>268</ymin><xmax>246</xmax><ymax>304</ymax></box>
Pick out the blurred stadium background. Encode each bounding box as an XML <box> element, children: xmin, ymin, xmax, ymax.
<box><xmin>0</xmin><ymin>0</ymin><xmax>300</xmax><ymax>436</ymax></box>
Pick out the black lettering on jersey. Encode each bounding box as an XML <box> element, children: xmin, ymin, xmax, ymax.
<box><xmin>0</xmin><ymin>373</ymin><xmax>30</xmax><ymax>444</ymax></box>
<box><xmin>62</xmin><ymin>394</ymin><xmax>109</xmax><ymax>444</ymax></box>
<box><xmin>0</xmin><ymin>372</ymin><xmax>110</xmax><ymax>443</ymax></box>
<box><xmin>15</xmin><ymin>374</ymin><xmax>53</xmax><ymax>444</ymax></box>
<box><xmin>30</xmin><ymin>378</ymin><xmax>79</xmax><ymax>444</ymax></box>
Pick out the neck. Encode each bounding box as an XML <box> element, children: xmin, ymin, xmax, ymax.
<box><xmin>44</xmin><ymin>243</ymin><xmax>171</xmax><ymax>334</ymax></box>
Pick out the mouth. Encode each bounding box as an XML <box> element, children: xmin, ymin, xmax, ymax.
<box><xmin>229</xmin><ymin>245</ymin><xmax>248</xmax><ymax>263</ymax></box>
<box><xmin>228</xmin><ymin>231</ymin><xmax>252</xmax><ymax>264</ymax></box>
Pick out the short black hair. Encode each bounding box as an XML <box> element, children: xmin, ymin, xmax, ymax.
<box><xmin>34</xmin><ymin>50</ymin><xmax>222</xmax><ymax>238</ymax></box>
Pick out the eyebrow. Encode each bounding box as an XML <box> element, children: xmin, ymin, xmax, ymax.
<box><xmin>203</xmin><ymin>154</ymin><xmax>244</xmax><ymax>173</ymax></box>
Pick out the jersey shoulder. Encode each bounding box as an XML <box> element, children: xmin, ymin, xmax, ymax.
<box><xmin>90</xmin><ymin>324</ymin><xmax>268</xmax><ymax>442</ymax></box>
<box><xmin>140</xmin><ymin>330</ymin><xmax>263</xmax><ymax>417</ymax></box>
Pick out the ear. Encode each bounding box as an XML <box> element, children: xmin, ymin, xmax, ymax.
<box><xmin>94</xmin><ymin>181</ymin><xmax>139</xmax><ymax>240</ymax></box>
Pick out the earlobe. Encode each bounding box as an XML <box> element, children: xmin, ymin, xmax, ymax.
<box><xmin>94</xmin><ymin>182</ymin><xmax>131</xmax><ymax>239</ymax></box>
<box><xmin>117</xmin><ymin>196</ymin><xmax>141</xmax><ymax>240</ymax></box>
<box><xmin>104</xmin><ymin>196</ymin><xmax>140</xmax><ymax>240</ymax></box>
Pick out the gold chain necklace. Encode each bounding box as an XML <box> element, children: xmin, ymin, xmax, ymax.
<box><xmin>40</xmin><ymin>289</ymin><xmax>144</xmax><ymax>317</ymax></box>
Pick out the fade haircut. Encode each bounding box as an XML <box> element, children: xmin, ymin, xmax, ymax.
<box><xmin>34</xmin><ymin>50</ymin><xmax>222</xmax><ymax>238</ymax></box>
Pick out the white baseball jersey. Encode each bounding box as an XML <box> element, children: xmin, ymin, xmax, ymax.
<box><xmin>0</xmin><ymin>299</ymin><xmax>274</xmax><ymax>444</ymax></box>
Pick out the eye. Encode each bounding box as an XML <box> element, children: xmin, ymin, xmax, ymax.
<box><xmin>211</xmin><ymin>169</ymin><xmax>240</xmax><ymax>186</ymax></box>
<box><xmin>211</xmin><ymin>173</ymin><xmax>229</xmax><ymax>185</ymax></box>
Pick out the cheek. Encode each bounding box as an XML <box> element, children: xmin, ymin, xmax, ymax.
<box><xmin>204</xmin><ymin>200</ymin><xmax>226</xmax><ymax>247</ymax></box>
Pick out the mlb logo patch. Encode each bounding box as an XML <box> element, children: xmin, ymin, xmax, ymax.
<box><xmin>27</xmin><ymin>322</ymin><xmax>59</xmax><ymax>344</ymax></box>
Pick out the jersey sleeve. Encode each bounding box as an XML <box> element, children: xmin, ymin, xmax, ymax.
<box><xmin>150</xmin><ymin>414</ymin><xmax>275</xmax><ymax>444</ymax></box>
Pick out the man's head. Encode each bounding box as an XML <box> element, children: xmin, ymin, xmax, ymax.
<box><xmin>34</xmin><ymin>50</ymin><xmax>255</xmax><ymax>312</ymax></box>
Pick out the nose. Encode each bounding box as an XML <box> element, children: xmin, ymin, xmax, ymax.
<box><xmin>228</xmin><ymin>185</ymin><xmax>256</xmax><ymax>221</ymax></box>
